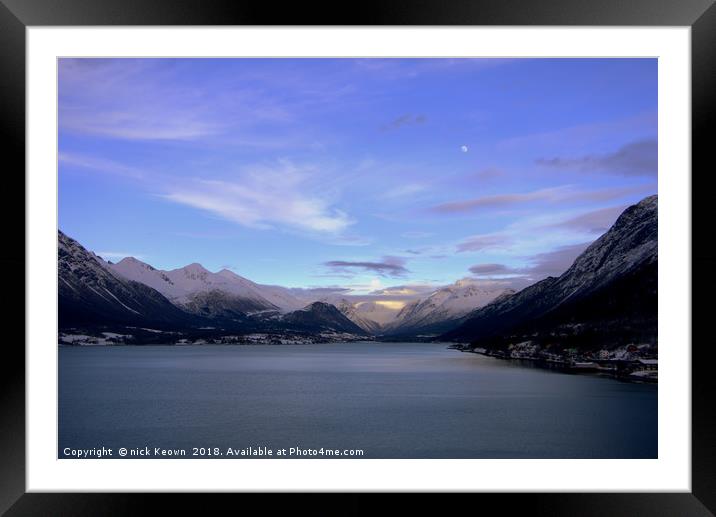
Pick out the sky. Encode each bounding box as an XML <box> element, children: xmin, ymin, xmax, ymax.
<box><xmin>58</xmin><ymin>58</ymin><xmax>657</xmax><ymax>296</ymax></box>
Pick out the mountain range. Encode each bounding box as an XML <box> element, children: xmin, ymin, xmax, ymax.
<box><xmin>58</xmin><ymin>195</ymin><xmax>657</xmax><ymax>349</ymax></box>
<box><xmin>58</xmin><ymin>231</ymin><xmax>508</xmax><ymax>339</ymax></box>
<box><xmin>382</xmin><ymin>281</ymin><xmax>516</xmax><ymax>339</ymax></box>
<box><xmin>110</xmin><ymin>257</ymin><xmax>306</xmax><ymax>315</ymax></box>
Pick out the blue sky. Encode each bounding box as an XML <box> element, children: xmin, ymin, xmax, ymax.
<box><xmin>58</xmin><ymin>58</ymin><xmax>657</xmax><ymax>294</ymax></box>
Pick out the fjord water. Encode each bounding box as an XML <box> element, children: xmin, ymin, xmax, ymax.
<box><xmin>59</xmin><ymin>342</ymin><xmax>657</xmax><ymax>458</ymax></box>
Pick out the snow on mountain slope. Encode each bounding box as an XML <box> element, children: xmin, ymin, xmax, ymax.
<box><xmin>110</xmin><ymin>259</ymin><xmax>277</xmax><ymax>313</ymax></box>
<box><xmin>216</xmin><ymin>269</ymin><xmax>307</xmax><ymax>311</ymax></box>
<box><xmin>103</xmin><ymin>251</ymin><xmax>506</xmax><ymax>335</ymax></box>
<box><xmin>317</xmin><ymin>280</ymin><xmax>512</xmax><ymax>336</ymax></box>
<box><xmin>109</xmin><ymin>257</ymin><xmax>180</xmax><ymax>297</ymax></box>
<box><xmin>353</xmin><ymin>301</ymin><xmax>404</xmax><ymax>327</ymax></box>
<box><xmin>327</xmin><ymin>298</ymin><xmax>384</xmax><ymax>333</ymax></box>
<box><xmin>110</xmin><ymin>256</ymin><xmax>311</xmax><ymax>314</ymax></box>
<box><xmin>384</xmin><ymin>278</ymin><xmax>512</xmax><ymax>335</ymax></box>
<box><xmin>58</xmin><ymin>231</ymin><xmax>197</xmax><ymax>328</ymax></box>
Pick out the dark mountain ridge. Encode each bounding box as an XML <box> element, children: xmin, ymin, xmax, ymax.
<box><xmin>280</xmin><ymin>302</ymin><xmax>368</xmax><ymax>335</ymax></box>
<box><xmin>58</xmin><ymin>230</ymin><xmax>200</xmax><ymax>329</ymax></box>
<box><xmin>441</xmin><ymin>195</ymin><xmax>657</xmax><ymax>351</ymax></box>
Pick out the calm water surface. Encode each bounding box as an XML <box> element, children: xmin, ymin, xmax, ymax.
<box><xmin>59</xmin><ymin>342</ymin><xmax>657</xmax><ymax>458</ymax></box>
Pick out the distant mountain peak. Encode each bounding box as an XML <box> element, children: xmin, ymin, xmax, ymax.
<box><xmin>181</xmin><ymin>262</ymin><xmax>209</xmax><ymax>273</ymax></box>
<box><xmin>215</xmin><ymin>268</ymin><xmax>254</xmax><ymax>283</ymax></box>
<box><xmin>382</xmin><ymin>278</ymin><xmax>512</xmax><ymax>337</ymax></box>
<box><xmin>116</xmin><ymin>256</ymin><xmax>154</xmax><ymax>270</ymax></box>
<box><xmin>304</xmin><ymin>301</ymin><xmax>334</xmax><ymax>311</ymax></box>
<box><xmin>453</xmin><ymin>277</ymin><xmax>480</xmax><ymax>288</ymax></box>
<box><xmin>281</xmin><ymin>301</ymin><xmax>367</xmax><ymax>335</ymax></box>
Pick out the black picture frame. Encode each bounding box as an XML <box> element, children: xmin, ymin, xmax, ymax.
<box><xmin>1</xmin><ymin>0</ymin><xmax>714</xmax><ymax>514</ymax></box>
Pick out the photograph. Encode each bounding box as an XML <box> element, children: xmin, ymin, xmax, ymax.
<box><xmin>57</xmin><ymin>57</ymin><xmax>658</xmax><ymax>460</ymax></box>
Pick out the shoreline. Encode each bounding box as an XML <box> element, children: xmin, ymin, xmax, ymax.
<box><xmin>451</xmin><ymin>345</ymin><xmax>658</xmax><ymax>384</ymax></box>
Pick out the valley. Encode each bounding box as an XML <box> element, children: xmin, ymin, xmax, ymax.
<box><xmin>59</xmin><ymin>195</ymin><xmax>658</xmax><ymax>366</ymax></box>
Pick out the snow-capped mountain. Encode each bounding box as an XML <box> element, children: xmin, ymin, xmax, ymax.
<box><xmin>103</xmin><ymin>250</ymin><xmax>510</xmax><ymax>336</ymax></box>
<box><xmin>442</xmin><ymin>195</ymin><xmax>658</xmax><ymax>349</ymax></box>
<box><xmin>352</xmin><ymin>301</ymin><xmax>403</xmax><ymax>327</ymax></box>
<box><xmin>318</xmin><ymin>281</ymin><xmax>512</xmax><ymax>337</ymax></box>
<box><xmin>58</xmin><ymin>231</ymin><xmax>197</xmax><ymax>328</ymax></box>
<box><xmin>327</xmin><ymin>298</ymin><xmax>384</xmax><ymax>334</ymax></box>
<box><xmin>109</xmin><ymin>258</ymin><xmax>305</xmax><ymax>316</ymax></box>
<box><xmin>382</xmin><ymin>279</ymin><xmax>513</xmax><ymax>336</ymax></box>
<box><xmin>214</xmin><ymin>269</ymin><xmax>308</xmax><ymax>311</ymax></box>
<box><xmin>59</xmin><ymin>232</ymin><xmax>367</xmax><ymax>337</ymax></box>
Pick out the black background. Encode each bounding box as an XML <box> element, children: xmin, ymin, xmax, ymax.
<box><xmin>1</xmin><ymin>0</ymin><xmax>714</xmax><ymax>515</ymax></box>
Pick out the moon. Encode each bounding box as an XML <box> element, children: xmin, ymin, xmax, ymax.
<box><xmin>461</xmin><ymin>145</ymin><xmax>468</xmax><ymax>153</ymax></box>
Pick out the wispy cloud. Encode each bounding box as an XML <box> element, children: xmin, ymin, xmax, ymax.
<box><xmin>60</xmin><ymin>153</ymin><xmax>360</xmax><ymax>239</ymax></box>
<box><xmin>59</xmin><ymin>60</ymin><xmax>221</xmax><ymax>141</ymax></box>
<box><xmin>498</xmin><ymin>112</ymin><xmax>657</xmax><ymax>153</ymax></box>
<box><xmin>323</xmin><ymin>256</ymin><xmax>409</xmax><ymax>278</ymax></box>
<box><xmin>161</xmin><ymin>161</ymin><xmax>353</xmax><ymax>235</ymax></box>
<box><xmin>59</xmin><ymin>58</ymin><xmax>296</xmax><ymax>144</ymax></box>
<box><xmin>381</xmin><ymin>114</ymin><xmax>426</xmax><ymax>131</ymax></box>
<box><xmin>353</xmin><ymin>58</ymin><xmax>514</xmax><ymax>80</ymax></box>
<box><xmin>431</xmin><ymin>184</ymin><xmax>653</xmax><ymax>215</ymax></box>
<box><xmin>290</xmin><ymin>286</ymin><xmax>353</xmax><ymax>297</ymax></box>
<box><xmin>370</xmin><ymin>284</ymin><xmax>437</xmax><ymax>296</ymax></box>
<box><xmin>546</xmin><ymin>205</ymin><xmax>627</xmax><ymax>234</ymax></box>
<box><xmin>381</xmin><ymin>183</ymin><xmax>429</xmax><ymax>199</ymax></box>
<box><xmin>432</xmin><ymin>186</ymin><xmax>569</xmax><ymax>214</ymax></box>
<box><xmin>537</xmin><ymin>139</ymin><xmax>657</xmax><ymax>176</ymax></box>
<box><xmin>468</xmin><ymin>263</ymin><xmax>511</xmax><ymax>275</ymax></box>
<box><xmin>59</xmin><ymin>152</ymin><xmax>144</xmax><ymax>179</ymax></box>
<box><xmin>456</xmin><ymin>233</ymin><xmax>512</xmax><ymax>253</ymax></box>
<box><xmin>469</xmin><ymin>242</ymin><xmax>591</xmax><ymax>282</ymax></box>
<box><xmin>61</xmin><ymin>110</ymin><xmax>218</xmax><ymax>141</ymax></box>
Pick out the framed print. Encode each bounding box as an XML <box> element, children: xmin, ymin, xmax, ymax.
<box><xmin>2</xmin><ymin>0</ymin><xmax>715</xmax><ymax>514</ymax></box>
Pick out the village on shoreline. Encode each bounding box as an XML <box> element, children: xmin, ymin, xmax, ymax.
<box><xmin>450</xmin><ymin>341</ymin><xmax>658</xmax><ymax>383</ymax></box>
